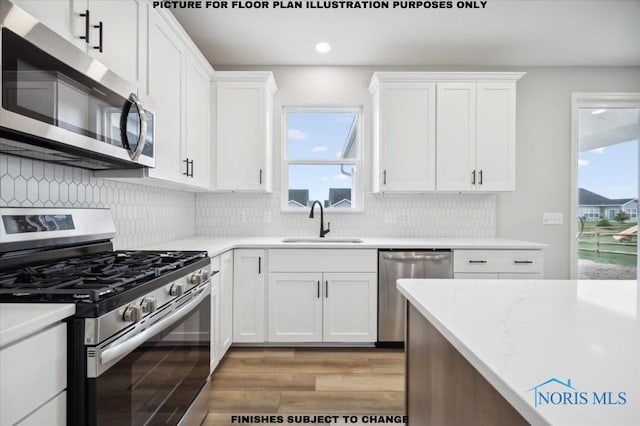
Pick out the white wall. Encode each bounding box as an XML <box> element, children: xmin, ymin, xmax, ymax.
<box><xmin>212</xmin><ymin>65</ymin><xmax>640</xmax><ymax>278</ymax></box>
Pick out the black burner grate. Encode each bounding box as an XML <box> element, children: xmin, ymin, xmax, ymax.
<box><xmin>0</xmin><ymin>250</ymin><xmax>207</xmax><ymax>303</ymax></box>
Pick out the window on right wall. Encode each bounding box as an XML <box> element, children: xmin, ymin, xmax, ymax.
<box><xmin>282</xmin><ymin>108</ymin><xmax>362</xmax><ymax>211</ymax></box>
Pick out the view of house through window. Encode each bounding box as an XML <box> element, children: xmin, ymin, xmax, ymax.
<box><xmin>283</xmin><ymin>109</ymin><xmax>361</xmax><ymax>210</ymax></box>
<box><xmin>577</xmin><ymin>108</ymin><xmax>639</xmax><ymax>280</ymax></box>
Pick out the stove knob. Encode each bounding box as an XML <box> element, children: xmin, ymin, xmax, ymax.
<box><xmin>123</xmin><ymin>305</ymin><xmax>142</xmax><ymax>322</ymax></box>
<box><xmin>201</xmin><ymin>270</ymin><xmax>209</xmax><ymax>281</ymax></box>
<box><xmin>190</xmin><ymin>272</ymin><xmax>204</xmax><ymax>285</ymax></box>
<box><xmin>169</xmin><ymin>283</ymin><xmax>184</xmax><ymax>296</ymax></box>
<box><xmin>140</xmin><ymin>297</ymin><xmax>157</xmax><ymax>313</ymax></box>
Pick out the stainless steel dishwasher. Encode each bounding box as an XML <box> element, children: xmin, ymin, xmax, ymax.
<box><xmin>378</xmin><ymin>250</ymin><xmax>453</xmax><ymax>345</ymax></box>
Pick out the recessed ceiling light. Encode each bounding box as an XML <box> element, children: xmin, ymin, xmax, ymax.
<box><xmin>591</xmin><ymin>109</ymin><xmax>606</xmax><ymax>115</ymax></box>
<box><xmin>315</xmin><ymin>42</ymin><xmax>331</xmax><ymax>53</ymax></box>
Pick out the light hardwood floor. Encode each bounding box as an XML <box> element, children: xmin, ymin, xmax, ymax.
<box><xmin>203</xmin><ymin>347</ymin><xmax>405</xmax><ymax>426</ymax></box>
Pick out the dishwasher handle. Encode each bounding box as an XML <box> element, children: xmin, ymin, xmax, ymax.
<box><xmin>381</xmin><ymin>253</ymin><xmax>450</xmax><ymax>262</ymax></box>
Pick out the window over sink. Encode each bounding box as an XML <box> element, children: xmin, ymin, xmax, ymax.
<box><xmin>282</xmin><ymin>108</ymin><xmax>362</xmax><ymax>212</ymax></box>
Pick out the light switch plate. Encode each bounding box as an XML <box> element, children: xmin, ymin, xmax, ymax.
<box><xmin>543</xmin><ymin>212</ymin><xmax>563</xmax><ymax>225</ymax></box>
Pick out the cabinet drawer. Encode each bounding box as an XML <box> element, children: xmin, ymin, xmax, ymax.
<box><xmin>17</xmin><ymin>391</ymin><xmax>66</xmax><ymax>426</ymax></box>
<box><xmin>454</xmin><ymin>250</ymin><xmax>543</xmax><ymax>274</ymax></box>
<box><xmin>0</xmin><ymin>323</ymin><xmax>67</xmax><ymax>425</ymax></box>
<box><xmin>269</xmin><ymin>249</ymin><xmax>377</xmax><ymax>273</ymax></box>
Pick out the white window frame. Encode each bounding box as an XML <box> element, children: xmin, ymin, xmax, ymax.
<box><xmin>281</xmin><ymin>106</ymin><xmax>364</xmax><ymax>213</ymax></box>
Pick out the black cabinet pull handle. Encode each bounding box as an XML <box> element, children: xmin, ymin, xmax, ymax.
<box><xmin>317</xmin><ymin>281</ymin><xmax>320</xmax><ymax>298</ymax></box>
<box><xmin>258</xmin><ymin>257</ymin><xmax>261</xmax><ymax>274</ymax></box>
<box><xmin>383</xmin><ymin>170</ymin><xmax>387</xmax><ymax>185</ymax></box>
<box><xmin>325</xmin><ymin>280</ymin><xmax>328</xmax><ymax>298</ymax></box>
<box><xmin>183</xmin><ymin>158</ymin><xmax>190</xmax><ymax>176</ymax></box>
<box><xmin>472</xmin><ymin>170</ymin><xmax>476</xmax><ymax>185</ymax></box>
<box><xmin>514</xmin><ymin>260</ymin><xmax>534</xmax><ymax>264</ymax></box>
<box><xmin>93</xmin><ymin>21</ymin><xmax>103</xmax><ymax>52</ymax></box>
<box><xmin>479</xmin><ymin>169</ymin><xmax>483</xmax><ymax>185</ymax></box>
<box><xmin>259</xmin><ymin>169</ymin><xmax>263</xmax><ymax>184</ymax></box>
<box><xmin>468</xmin><ymin>260</ymin><xmax>487</xmax><ymax>264</ymax></box>
<box><xmin>79</xmin><ymin>10</ymin><xmax>90</xmax><ymax>43</ymax></box>
<box><xmin>190</xmin><ymin>160</ymin><xmax>194</xmax><ymax>177</ymax></box>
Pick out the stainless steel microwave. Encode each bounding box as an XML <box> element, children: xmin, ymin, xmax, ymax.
<box><xmin>0</xmin><ymin>1</ymin><xmax>155</xmax><ymax>170</ymax></box>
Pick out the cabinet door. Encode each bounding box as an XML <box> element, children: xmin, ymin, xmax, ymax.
<box><xmin>210</xmin><ymin>276</ymin><xmax>220</xmax><ymax>373</ymax></box>
<box><xmin>436</xmin><ymin>83</ymin><xmax>477</xmax><ymax>191</ymax></box>
<box><xmin>146</xmin><ymin>9</ymin><xmax>185</xmax><ymax>184</ymax></box>
<box><xmin>219</xmin><ymin>250</ymin><xmax>234</xmax><ymax>355</ymax></box>
<box><xmin>12</xmin><ymin>0</ymin><xmax>86</xmax><ymax>50</ymax></box>
<box><xmin>378</xmin><ymin>82</ymin><xmax>436</xmax><ymax>192</ymax></box>
<box><xmin>268</xmin><ymin>273</ymin><xmax>323</xmax><ymax>342</ymax></box>
<box><xmin>184</xmin><ymin>53</ymin><xmax>211</xmax><ymax>189</ymax></box>
<box><xmin>476</xmin><ymin>83</ymin><xmax>516</xmax><ymax>191</ymax></box>
<box><xmin>323</xmin><ymin>273</ymin><xmax>377</xmax><ymax>343</ymax></box>
<box><xmin>233</xmin><ymin>249</ymin><xmax>266</xmax><ymax>343</ymax></box>
<box><xmin>216</xmin><ymin>82</ymin><xmax>268</xmax><ymax>191</ymax></box>
<box><xmin>86</xmin><ymin>0</ymin><xmax>141</xmax><ymax>85</ymax></box>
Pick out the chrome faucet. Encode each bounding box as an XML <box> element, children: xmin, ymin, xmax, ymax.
<box><xmin>309</xmin><ymin>200</ymin><xmax>330</xmax><ymax>238</ymax></box>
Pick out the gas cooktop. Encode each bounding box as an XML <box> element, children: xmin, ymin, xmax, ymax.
<box><xmin>0</xmin><ymin>250</ymin><xmax>209</xmax><ymax>314</ymax></box>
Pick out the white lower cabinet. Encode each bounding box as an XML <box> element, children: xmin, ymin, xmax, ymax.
<box><xmin>323</xmin><ymin>272</ymin><xmax>377</xmax><ymax>342</ymax></box>
<box><xmin>219</xmin><ymin>250</ymin><xmax>234</xmax><ymax>355</ymax></box>
<box><xmin>17</xmin><ymin>392</ymin><xmax>66</xmax><ymax>426</ymax></box>
<box><xmin>210</xmin><ymin>258</ymin><xmax>221</xmax><ymax>373</ymax></box>
<box><xmin>0</xmin><ymin>323</ymin><xmax>67</xmax><ymax>426</ymax></box>
<box><xmin>268</xmin><ymin>273</ymin><xmax>323</xmax><ymax>342</ymax></box>
<box><xmin>267</xmin><ymin>249</ymin><xmax>378</xmax><ymax>343</ymax></box>
<box><xmin>233</xmin><ymin>249</ymin><xmax>266</xmax><ymax>343</ymax></box>
<box><xmin>453</xmin><ymin>249</ymin><xmax>544</xmax><ymax>278</ymax></box>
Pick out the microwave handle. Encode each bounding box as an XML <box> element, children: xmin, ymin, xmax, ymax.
<box><xmin>119</xmin><ymin>93</ymin><xmax>148</xmax><ymax>161</ymax></box>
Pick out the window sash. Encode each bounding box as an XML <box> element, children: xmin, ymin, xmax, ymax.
<box><xmin>282</xmin><ymin>107</ymin><xmax>363</xmax><ymax>212</ymax></box>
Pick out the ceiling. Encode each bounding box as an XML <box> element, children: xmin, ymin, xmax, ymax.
<box><xmin>579</xmin><ymin>108</ymin><xmax>639</xmax><ymax>152</ymax></box>
<box><xmin>172</xmin><ymin>0</ymin><xmax>640</xmax><ymax>67</ymax></box>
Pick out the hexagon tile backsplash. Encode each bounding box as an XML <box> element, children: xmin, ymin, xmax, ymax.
<box><xmin>0</xmin><ymin>154</ymin><xmax>195</xmax><ymax>249</ymax></box>
<box><xmin>196</xmin><ymin>191</ymin><xmax>497</xmax><ymax>237</ymax></box>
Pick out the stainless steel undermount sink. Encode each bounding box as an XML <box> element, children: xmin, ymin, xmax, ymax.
<box><xmin>281</xmin><ymin>237</ymin><xmax>364</xmax><ymax>243</ymax></box>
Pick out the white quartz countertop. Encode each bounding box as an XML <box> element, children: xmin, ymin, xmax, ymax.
<box><xmin>0</xmin><ymin>303</ymin><xmax>75</xmax><ymax>348</ymax></box>
<box><xmin>397</xmin><ymin>278</ymin><xmax>640</xmax><ymax>425</ymax></box>
<box><xmin>136</xmin><ymin>236</ymin><xmax>546</xmax><ymax>257</ymax></box>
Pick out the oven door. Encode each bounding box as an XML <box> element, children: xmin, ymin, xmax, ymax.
<box><xmin>85</xmin><ymin>285</ymin><xmax>210</xmax><ymax>426</ymax></box>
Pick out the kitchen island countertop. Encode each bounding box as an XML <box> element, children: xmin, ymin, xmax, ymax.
<box><xmin>397</xmin><ymin>278</ymin><xmax>640</xmax><ymax>425</ymax></box>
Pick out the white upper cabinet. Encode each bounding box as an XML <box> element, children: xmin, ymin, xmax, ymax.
<box><xmin>142</xmin><ymin>8</ymin><xmax>212</xmax><ymax>190</ymax></box>
<box><xmin>436</xmin><ymin>83</ymin><xmax>477</xmax><ymax>191</ymax></box>
<box><xmin>81</xmin><ymin>0</ymin><xmax>143</xmax><ymax>86</ymax></box>
<box><xmin>184</xmin><ymin>51</ymin><xmax>212</xmax><ymax>189</ymax></box>
<box><xmin>146</xmin><ymin>8</ymin><xmax>184</xmax><ymax>184</ymax></box>
<box><xmin>437</xmin><ymin>81</ymin><xmax>518</xmax><ymax>192</ymax></box>
<box><xmin>370</xmin><ymin>78</ymin><xmax>436</xmax><ymax>192</ymax></box>
<box><xmin>11</xmin><ymin>0</ymin><xmax>144</xmax><ymax>86</ymax></box>
<box><xmin>370</xmin><ymin>72</ymin><xmax>524</xmax><ymax>193</ymax></box>
<box><xmin>475</xmin><ymin>83</ymin><xmax>517</xmax><ymax>191</ymax></box>
<box><xmin>213</xmin><ymin>72</ymin><xmax>277</xmax><ymax>192</ymax></box>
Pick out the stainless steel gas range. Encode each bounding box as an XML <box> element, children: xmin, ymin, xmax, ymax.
<box><xmin>0</xmin><ymin>208</ymin><xmax>212</xmax><ymax>426</ymax></box>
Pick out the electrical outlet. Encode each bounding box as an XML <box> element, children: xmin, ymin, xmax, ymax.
<box><xmin>239</xmin><ymin>210</ymin><xmax>247</xmax><ymax>223</ymax></box>
<box><xmin>263</xmin><ymin>211</ymin><xmax>271</xmax><ymax>224</ymax></box>
<box><xmin>542</xmin><ymin>212</ymin><xmax>563</xmax><ymax>225</ymax></box>
<box><xmin>398</xmin><ymin>213</ymin><xmax>410</xmax><ymax>224</ymax></box>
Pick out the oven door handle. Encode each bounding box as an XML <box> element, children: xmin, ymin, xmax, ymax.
<box><xmin>100</xmin><ymin>285</ymin><xmax>209</xmax><ymax>365</ymax></box>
